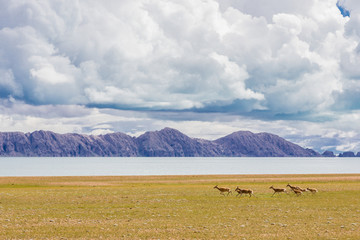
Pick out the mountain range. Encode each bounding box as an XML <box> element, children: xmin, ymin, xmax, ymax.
<box><xmin>0</xmin><ymin>128</ymin><xmax>327</xmax><ymax>157</ymax></box>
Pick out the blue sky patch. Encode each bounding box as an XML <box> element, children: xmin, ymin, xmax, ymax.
<box><xmin>337</xmin><ymin>1</ymin><xmax>350</xmax><ymax>17</ymax></box>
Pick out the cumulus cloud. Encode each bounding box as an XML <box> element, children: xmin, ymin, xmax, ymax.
<box><xmin>0</xmin><ymin>0</ymin><xmax>358</xmax><ymax>115</ymax></box>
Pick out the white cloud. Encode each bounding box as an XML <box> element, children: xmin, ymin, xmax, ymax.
<box><xmin>29</xmin><ymin>58</ymin><xmax>74</xmax><ymax>85</ymax></box>
<box><xmin>210</xmin><ymin>52</ymin><xmax>264</xmax><ymax>101</ymax></box>
<box><xmin>0</xmin><ymin>0</ymin><xmax>355</xmax><ymax>112</ymax></box>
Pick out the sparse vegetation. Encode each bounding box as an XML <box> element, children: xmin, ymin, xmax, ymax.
<box><xmin>0</xmin><ymin>174</ymin><xmax>359</xmax><ymax>239</ymax></box>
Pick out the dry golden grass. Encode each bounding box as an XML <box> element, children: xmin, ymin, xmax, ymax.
<box><xmin>0</xmin><ymin>174</ymin><xmax>359</xmax><ymax>239</ymax></box>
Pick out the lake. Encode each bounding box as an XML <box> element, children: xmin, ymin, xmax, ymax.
<box><xmin>0</xmin><ymin>157</ymin><xmax>359</xmax><ymax>176</ymax></box>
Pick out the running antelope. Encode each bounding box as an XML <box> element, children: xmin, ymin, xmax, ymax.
<box><xmin>213</xmin><ymin>185</ymin><xmax>232</xmax><ymax>196</ymax></box>
<box><xmin>235</xmin><ymin>186</ymin><xmax>254</xmax><ymax>198</ymax></box>
<box><xmin>287</xmin><ymin>183</ymin><xmax>301</xmax><ymax>194</ymax></box>
<box><xmin>307</xmin><ymin>187</ymin><xmax>318</xmax><ymax>194</ymax></box>
<box><xmin>297</xmin><ymin>186</ymin><xmax>307</xmax><ymax>192</ymax></box>
<box><xmin>292</xmin><ymin>188</ymin><xmax>302</xmax><ymax>196</ymax></box>
<box><xmin>286</xmin><ymin>183</ymin><xmax>297</xmax><ymax>191</ymax></box>
<box><xmin>269</xmin><ymin>186</ymin><xmax>287</xmax><ymax>196</ymax></box>
<box><xmin>287</xmin><ymin>183</ymin><xmax>307</xmax><ymax>193</ymax></box>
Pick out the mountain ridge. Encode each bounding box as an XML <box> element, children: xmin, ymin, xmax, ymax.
<box><xmin>0</xmin><ymin>128</ymin><xmax>321</xmax><ymax>157</ymax></box>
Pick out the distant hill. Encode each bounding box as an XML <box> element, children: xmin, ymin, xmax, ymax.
<box><xmin>0</xmin><ymin>128</ymin><xmax>321</xmax><ymax>157</ymax></box>
<box><xmin>214</xmin><ymin>131</ymin><xmax>319</xmax><ymax>157</ymax></box>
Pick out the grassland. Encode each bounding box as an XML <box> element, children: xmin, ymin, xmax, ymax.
<box><xmin>0</xmin><ymin>174</ymin><xmax>359</xmax><ymax>239</ymax></box>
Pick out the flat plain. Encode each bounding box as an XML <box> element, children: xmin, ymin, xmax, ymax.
<box><xmin>0</xmin><ymin>174</ymin><xmax>359</xmax><ymax>239</ymax></box>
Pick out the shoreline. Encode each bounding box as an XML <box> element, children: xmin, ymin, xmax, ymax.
<box><xmin>1</xmin><ymin>173</ymin><xmax>360</xmax><ymax>185</ymax></box>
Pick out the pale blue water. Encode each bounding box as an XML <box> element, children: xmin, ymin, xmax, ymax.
<box><xmin>0</xmin><ymin>157</ymin><xmax>360</xmax><ymax>176</ymax></box>
<box><xmin>0</xmin><ymin>157</ymin><xmax>359</xmax><ymax>176</ymax></box>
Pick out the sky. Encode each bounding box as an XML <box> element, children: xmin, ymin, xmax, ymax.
<box><xmin>1</xmin><ymin>0</ymin><xmax>360</xmax><ymax>154</ymax></box>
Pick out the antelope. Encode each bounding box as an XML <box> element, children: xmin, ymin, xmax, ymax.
<box><xmin>269</xmin><ymin>186</ymin><xmax>287</xmax><ymax>196</ymax></box>
<box><xmin>287</xmin><ymin>183</ymin><xmax>307</xmax><ymax>193</ymax></box>
<box><xmin>307</xmin><ymin>187</ymin><xmax>318</xmax><ymax>194</ymax></box>
<box><xmin>213</xmin><ymin>185</ymin><xmax>232</xmax><ymax>196</ymax></box>
<box><xmin>292</xmin><ymin>188</ymin><xmax>302</xmax><ymax>196</ymax></box>
<box><xmin>287</xmin><ymin>183</ymin><xmax>297</xmax><ymax>191</ymax></box>
<box><xmin>297</xmin><ymin>186</ymin><xmax>307</xmax><ymax>192</ymax></box>
<box><xmin>235</xmin><ymin>186</ymin><xmax>254</xmax><ymax>198</ymax></box>
<box><xmin>287</xmin><ymin>183</ymin><xmax>301</xmax><ymax>193</ymax></box>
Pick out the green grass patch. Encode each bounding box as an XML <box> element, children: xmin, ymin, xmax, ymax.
<box><xmin>0</xmin><ymin>174</ymin><xmax>359</xmax><ymax>239</ymax></box>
